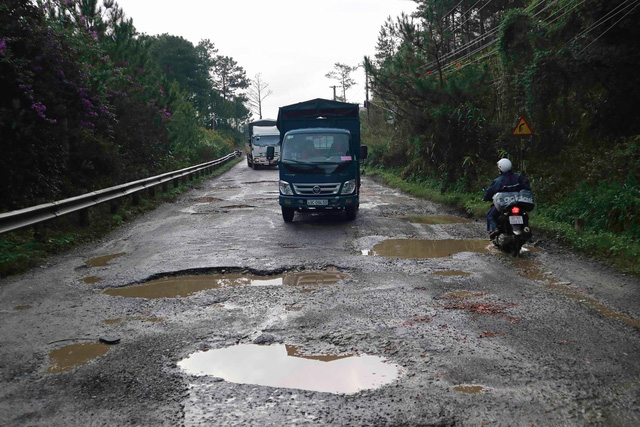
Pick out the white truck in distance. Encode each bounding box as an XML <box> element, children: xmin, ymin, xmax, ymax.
<box><xmin>246</xmin><ymin>121</ymin><xmax>280</xmax><ymax>169</ymax></box>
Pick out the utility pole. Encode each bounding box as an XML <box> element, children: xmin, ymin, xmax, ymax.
<box><xmin>330</xmin><ymin>85</ymin><xmax>337</xmax><ymax>101</ymax></box>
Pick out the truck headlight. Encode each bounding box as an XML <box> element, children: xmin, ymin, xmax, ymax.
<box><xmin>341</xmin><ymin>180</ymin><xmax>356</xmax><ymax>195</ymax></box>
<box><xmin>279</xmin><ymin>180</ymin><xmax>293</xmax><ymax>195</ymax></box>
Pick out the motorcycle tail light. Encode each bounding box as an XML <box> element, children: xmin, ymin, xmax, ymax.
<box><xmin>511</xmin><ymin>207</ymin><xmax>520</xmax><ymax>214</ymax></box>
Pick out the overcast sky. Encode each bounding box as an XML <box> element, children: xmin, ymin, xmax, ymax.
<box><xmin>113</xmin><ymin>0</ymin><xmax>417</xmax><ymax>120</ymax></box>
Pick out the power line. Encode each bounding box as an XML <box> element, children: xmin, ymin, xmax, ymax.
<box><xmin>576</xmin><ymin>1</ymin><xmax>639</xmax><ymax>56</ymax></box>
<box><xmin>566</xmin><ymin>0</ymin><xmax>635</xmax><ymax>46</ymax></box>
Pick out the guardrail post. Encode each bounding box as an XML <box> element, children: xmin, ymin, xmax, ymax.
<box><xmin>110</xmin><ymin>201</ymin><xmax>118</xmax><ymax>214</ymax></box>
<box><xmin>78</xmin><ymin>208</ymin><xmax>89</xmax><ymax>227</ymax></box>
<box><xmin>132</xmin><ymin>192</ymin><xmax>140</xmax><ymax>206</ymax></box>
<box><xmin>173</xmin><ymin>178</ymin><xmax>179</xmax><ymax>188</ymax></box>
<box><xmin>162</xmin><ymin>182</ymin><xmax>168</xmax><ymax>192</ymax></box>
<box><xmin>189</xmin><ymin>173</ymin><xmax>194</xmax><ymax>182</ymax></box>
<box><xmin>33</xmin><ymin>223</ymin><xmax>46</xmax><ymax>241</ymax></box>
<box><xmin>148</xmin><ymin>186</ymin><xmax>156</xmax><ymax>198</ymax></box>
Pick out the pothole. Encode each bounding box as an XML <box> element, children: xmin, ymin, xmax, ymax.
<box><xmin>516</xmin><ymin>259</ymin><xmax>640</xmax><ymax>330</ymax></box>
<box><xmin>178</xmin><ymin>343</ymin><xmax>401</xmax><ymax>394</ymax></box>
<box><xmin>82</xmin><ymin>276</ymin><xmax>102</xmax><ymax>284</ymax></box>
<box><xmin>400</xmin><ymin>215</ymin><xmax>472</xmax><ymax>225</ymax></box>
<box><xmin>365</xmin><ymin>239</ymin><xmax>494</xmax><ymax>259</ymax></box>
<box><xmin>219</xmin><ymin>205</ymin><xmax>256</xmax><ymax>209</ymax></box>
<box><xmin>103</xmin><ymin>269</ymin><xmax>349</xmax><ymax>299</ymax></box>
<box><xmin>46</xmin><ymin>342</ymin><xmax>111</xmax><ymax>374</ymax></box>
<box><xmin>210</xmin><ymin>186</ymin><xmax>239</xmax><ymax>190</ymax></box>
<box><xmin>86</xmin><ymin>253</ymin><xmax>125</xmax><ymax>267</ymax></box>
<box><xmin>453</xmin><ymin>384</ymin><xmax>485</xmax><ymax>394</ymax></box>
<box><xmin>192</xmin><ymin>197</ymin><xmax>223</xmax><ymax>203</ymax></box>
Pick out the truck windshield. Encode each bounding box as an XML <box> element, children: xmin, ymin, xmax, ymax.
<box><xmin>281</xmin><ymin>133</ymin><xmax>351</xmax><ymax>164</ymax></box>
<box><xmin>253</xmin><ymin>135</ymin><xmax>280</xmax><ymax>146</ymax></box>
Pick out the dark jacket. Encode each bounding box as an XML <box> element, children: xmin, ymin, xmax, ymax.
<box><xmin>483</xmin><ymin>171</ymin><xmax>530</xmax><ymax>202</ymax></box>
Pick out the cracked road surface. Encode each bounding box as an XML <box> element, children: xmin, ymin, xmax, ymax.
<box><xmin>1</xmin><ymin>162</ymin><xmax>639</xmax><ymax>425</ymax></box>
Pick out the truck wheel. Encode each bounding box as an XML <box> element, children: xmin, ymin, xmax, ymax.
<box><xmin>282</xmin><ymin>207</ymin><xmax>295</xmax><ymax>223</ymax></box>
<box><xmin>345</xmin><ymin>206</ymin><xmax>358</xmax><ymax>220</ymax></box>
<box><xmin>247</xmin><ymin>157</ymin><xmax>251</xmax><ymax>167</ymax></box>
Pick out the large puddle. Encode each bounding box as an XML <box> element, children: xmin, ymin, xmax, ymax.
<box><xmin>103</xmin><ymin>270</ymin><xmax>349</xmax><ymax>299</ymax></box>
<box><xmin>367</xmin><ymin>239</ymin><xmax>493</xmax><ymax>259</ymax></box>
<box><xmin>178</xmin><ymin>344</ymin><xmax>400</xmax><ymax>394</ymax></box>
<box><xmin>46</xmin><ymin>342</ymin><xmax>111</xmax><ymax>373</ymax></box>
<box><xmin>86</xmin><ymin>253</ymin><xmax>125</xmax><ymax>267</ymax></box>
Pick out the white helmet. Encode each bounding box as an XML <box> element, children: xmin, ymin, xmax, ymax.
<box><xmin>497</xmin><ymin>158</ymin><xmax>512</xmax><ymax>173</ymax></box>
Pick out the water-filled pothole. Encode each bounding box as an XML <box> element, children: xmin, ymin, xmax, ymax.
<box><xmin>86</xmin><ymin>253</ymin><xmax>125</xmax><ymax>267</ymax></box>
<box><xmin>219</xmin><ymin>205</ymin><xmax>256</xmax><ymax>210</ymax></box>
<box><xmin>103</xmin><ymin>269</ymin><xmax>349</xmax><ymax>299</ymax></box>
<box><xmin>46</xmin><ymin>342</ymin><xmax>111</xmax><ymax>373</ymax></box>
<box><xmin>178</xmin><ymin>344</ymin><xmax>401</xmax><ymax>394</ymax></box>
<box><xmin>14</xmin><ymin>305</ymin><xmax>31</xmax><ymax>310</ymax></box>
<box><xmin>192</xmin><ymin>197</ymin><xmax>223</xmax><ymax>203</ymax></box>
<box><xmin>516</xmin><ymin>259</ymin><xmax>640</xmax><ymax>330</ymax></box>
<box><xmin>400</xmin><ymin>215</ymin><xmax>472</xmax><ymax>225</ymax></box>
<box><xmin>366</xmin><ymin>239</ymin><xmax>494</xmax><ymax>259</ymax></box>
<box><xmin>453</xmin><ymin>384</ymin><xmax>485</xmax><ymax>394</ymax></box>
<box><xmin>82</xmin><ymin>276</ymin><xmax>102</xmax><ymax>284</ymax></box>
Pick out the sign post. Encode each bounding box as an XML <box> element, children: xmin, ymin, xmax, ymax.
<box><xmin>511</xmin><ymin>115</ymin><xmax>534</xmax><ymax>173</ymax></box>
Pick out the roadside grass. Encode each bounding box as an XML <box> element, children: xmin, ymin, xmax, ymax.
<box><xmin>0</xmin><ymin>157</ymin><xmax>242</xmax><ymax>278</ymax></box>
<box><xmin>363</xmin><ymin>166</ymin><xmax>640</xmax><ymax>275</ymax></box>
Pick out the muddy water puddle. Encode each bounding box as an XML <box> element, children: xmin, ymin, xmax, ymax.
<box><xmin>103</xmin><ymin>270</ymin><xmax>349</xmax><ymax>299</ymax></box>
<box><xmin>515</xmin><ymin>259</ymin><xmax>640</xmax><ymax>330</ymax></box>
<box><xmin>401</xmin><ymin>215</ymin><xmax>472</xmax><ymax>225</ymax></box>
<box><xmin>454</xmin><ymin>384</ymin><xmax>485</xmax><ymax>394</ymax></box>
<box><xmin>192</xmin><ymin>197</ymin><xmax>223</xmax><ymax>203</ymax></box>
<box><xmin>367</xmin><ymin>239</ymin><xmax>494</xmax><ymax>259</ymax></box>
<box><xmin>82</xmin><ymin>276</ymin><xmax>102</xmax><ymax>284</ymax></box>
<box><xmin>178</xmin><ymin>344</ymin><xmax>400</xmax><ymax>394</ymax></box>
<box><xmin>47</xmin><ymin>342</ymin><xmax>111</xmax><ymax>373</ymax></box>
<box><xmin>86</xmin><ymin>253</ymin><xmax>125</xmax><ymax>267</ymax></box>
<box><xmin>14</xmin><ymin>305</ymin><xmax>31</xmax><ymax>310</ymax></box>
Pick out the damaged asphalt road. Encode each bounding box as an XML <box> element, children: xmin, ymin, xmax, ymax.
<box><xmin>1</xmin><ymin>161</ymin><xmax>639</xmax><ymax>425</ymax></box>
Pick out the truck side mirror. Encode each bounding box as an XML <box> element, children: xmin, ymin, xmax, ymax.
<box><xmin>266</xmin><ymin>146</ymin><xmax>275</xmax><ymax>160</ymax></box>
<box><xmin>360</xmin><ymin>145</ymin><xmax>368</xmax><ymax>160</ymax></box>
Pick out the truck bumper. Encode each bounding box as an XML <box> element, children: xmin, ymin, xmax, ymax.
<box><xmin>279</xmin><ymin>194</ymin><xmax>359</xmax><ymax>210</ymax></box>
<box><xmin>254</xmin><ymin>158</ymin><xmax>279</xmax><ymax>166</ymax></box>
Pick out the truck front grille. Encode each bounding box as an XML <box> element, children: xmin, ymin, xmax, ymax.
<box><xmin>293</xmin><ymin>183</ymin><xmax>341</xmax><ymax>196</ymax></box>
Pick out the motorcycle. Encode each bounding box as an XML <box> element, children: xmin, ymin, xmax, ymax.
<box><xmin>491</xmin><ymin>190</ymin><xmax>535</xmax><ymax>257</ymax></box>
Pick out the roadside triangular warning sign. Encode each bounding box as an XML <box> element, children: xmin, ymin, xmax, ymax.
<box><xmin>512</xmin><ymin>116</ymin><xmax>534</xmax><ymax>136</ymax></box>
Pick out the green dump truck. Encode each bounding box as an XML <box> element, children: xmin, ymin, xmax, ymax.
<box><xmin>277</xmin><ymin>98</ymin><xmax>367</xmax><ymax>222</ymax></box>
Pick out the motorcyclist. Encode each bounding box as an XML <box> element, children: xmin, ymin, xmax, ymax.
<box><xmin>483</xmin><ymin>158</ymin><xmax>531</xmax><ymax>239</ymax></box>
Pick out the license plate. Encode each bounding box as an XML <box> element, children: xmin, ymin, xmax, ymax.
<box><xmin>509</xmin><ymin>216</ymin><xmax>524</xmax><ymax>225</ymax></box>
<box><xmin>307</xmin><ymin>199</ymin><xmax>328</xmax><ymax>206</ymax></box>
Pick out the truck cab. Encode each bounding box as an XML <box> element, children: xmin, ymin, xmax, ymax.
<box><xmin>246</xmin><ymin>120</ymin><xmax>279</xmax><ymax>169</ymax></box>
<box><xmin>277</xmin><ymin>99</ymin><xmax>367</xmax><ymax>222</ymax></box>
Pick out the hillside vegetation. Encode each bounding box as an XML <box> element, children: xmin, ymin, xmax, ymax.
<box><xmin>363</xmin><ymin>0</ymin><xmax>640</xmax><ymax>272</ymax></box>
<box><xmin>1</xmin><ymin>0</ymin><xmax>248</xmax><ymax>213</ymax></box>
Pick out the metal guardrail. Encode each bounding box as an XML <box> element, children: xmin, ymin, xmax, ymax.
<box><xmin>0</xmin><ymin>151</ymin><xmax>242</xmax><ymax>235</ymax></box>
